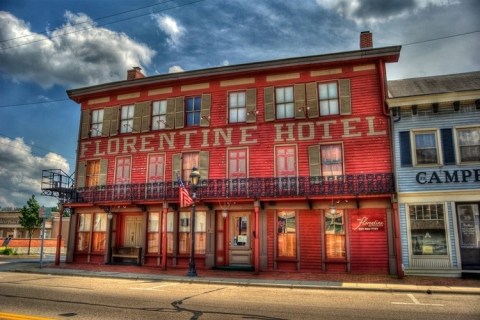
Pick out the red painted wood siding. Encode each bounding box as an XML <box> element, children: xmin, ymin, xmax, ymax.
<box><xmin>348</xmin><ymin>208</ymin><xmax>389</xmax><ymax>273</ymax></box>
<box><xmin>77</xmin><ymin>64</ymin><xmax>391</xmax><ymax>186</ymax></box>
<box><xmin>299</xmin><ymin>210</ymin><xmax>322</xmax><ymax>271</ymax></box>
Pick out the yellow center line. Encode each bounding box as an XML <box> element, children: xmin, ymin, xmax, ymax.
<box><xmin>0</xmin><ymin>312</ymin><xmax>54</xmax><ymax>320</ymax></box>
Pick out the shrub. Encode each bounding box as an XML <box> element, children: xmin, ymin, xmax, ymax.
<box><xmin>0</xmin><ymin>247</ymin><xmax>16</xmax><ymax>255</ymax></box>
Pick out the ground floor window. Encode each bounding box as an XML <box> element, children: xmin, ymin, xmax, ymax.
<box><xmin>277</xmin><ymin>211</ymin><xmax>296</xmax><ymax>257</ymax></box>
<box><xmin>409</xmin><ymin>204</ymin><xmax>447</xmax><ymax>256</ymax></box>
<box><xmin>77</xmin><ymin>213</ymin><xmax>92</xmax><ymax>252</ymax></box>
<box><xmin>147</xmin><ymin>212</ymin><xmax>160</xmax><ymax>254</ymax></box>
<box><xmin>92</xmin><ymin>213</ymin><xmax>107</xmax><ymax>252</ymax></box>
<box><xmin>178</xmin><ymin>211</ymin><xmax>206</xmax><ymax>255</ymax></box>
<box><xmin>325</xmin><ymin>209</ymin><xmax>346</xmax><ymax>259</ymax></box>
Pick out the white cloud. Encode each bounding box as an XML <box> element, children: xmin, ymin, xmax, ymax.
<box><xmin>0</xmin><ymin>11</ymin><xmax>156</xmax><ymax>88</ymax></box>
<box><xmin>316</xmin><ymin>0</ymin><xmax>458</xmax><ymax>25</ymax></box>
<box><xmin>152</xmin><ymin>14</ymin><xmax>185</xmax><ymax>48</ymax></box>
<box><xmin>168</xmin><ymin>65</ymin><xmax>184</xmax><ymax>73</ymax></box>
<box><xmin>0</xmin><ymin>136</ymin><xmax>70</xmax><ymax>208</ymax></box>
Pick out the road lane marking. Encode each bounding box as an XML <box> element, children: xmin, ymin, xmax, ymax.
<box><xmin>391</xmin><ymin>293</ymin><xmax>443</xmax><ymax>307</ymax></box>
<box><xmin>130</xmin><ymin>283</ymin><xmax>175</xmax><ymax>291</ymax></box>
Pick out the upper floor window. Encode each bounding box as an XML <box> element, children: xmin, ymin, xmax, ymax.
<box><xmin>182</xmin><ymin>152</ymin><xmax>199</xmax><ymax>182</ymax></box>
<box><xmin>229</xmin><ymin>91</ymin><xmax>246</xmax><ymax>123</ymax></box>
<box><xmin>120</xmin><ymin>105</ymin><xmax>135</xmax><ymax>133</ymax></box>
<box><xmin>86</xmin><ymin>160</ymin><xmax>100</xmax><ymax>187</ymax></box>
<box><xmin>276</xmin><ymin>87</ymin><xmax>294</xmax><ymax>119</ymax></box>
<box><xmin>413</xmin><ymin>130</ymin><xmax>439</xmax><ymax>165</ymax></box>
<box><xmin>319</xmin><ymin>82</ymin><xmax>339</xmax><ymax>116</ymax></box>
<box><xmin>228</xmin><ymin>148</ymin><xmax>247</xmax><ymax>179</ymax></box>
<box><xmin>152</xmin><ymin>100</ymin><xmax>167</xmax><ymax>130</ymax></box>
<box><xmin>321</xmin><ymin>144</ymin><xmax>343</xmax><ymax>176</ymax></box>
<box><xmin>276</xmin><ymin>146</ymin><xmax>297</xmax><ymax>177</ymax></box>
<box><xmin>457</xmin><ymin>126</ymin><xmax>480</xmax><ymax>163</ymax></box>
<box><xmin>115</xmin><ymin>156</ymin><xmax>131</xmax><ymax>184</ymax></box>
<box><xmin>148</xmin><ymin>154</ymin><xmax>165</xmax><ymax>183</ymax></box>
<box><xmin>91</xmin><ymin>109</ymin><xmax>104</xmax><ymax>137</ymax></box>
<box><xmin>186</xmin><ymin>96</ymin><xmax>201</xmax><ymax>127</ymax></box>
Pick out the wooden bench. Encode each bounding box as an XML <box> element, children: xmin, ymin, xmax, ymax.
<box><xmin>111</xmin><ymin>247</ymin><xmax>142</xmax><ymax>265</ymax></box>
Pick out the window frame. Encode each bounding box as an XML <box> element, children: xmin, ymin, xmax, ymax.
<box><xmin>114</xmin><ymin>156</ymin><xmax>132</xmax><ymax>184</ymax></box>
<box><xmin>275</xmin><ymin>86</ymin><xmax>295</xmax><ymax>119</ymax></box>
<box><xmin>92</xmin><ymin>213</ymin><xmax>107</xmax><ymax>252</ymax></box>
<box><xmin>228</xmin><ymin>91</ymin><xmax>247</xmax><ymax>123</ymax></box>
<box><xmin>147</xmin><ymin>153</ymin><xmax>166</xmax><ymax>183</ymax></box>
<box><xmin>411</xmin><ymin>129</ymin><xmax>441</xmax><ymax>166</ymax></box>
<box><xmin>120</xmin><ymin>105</ymin><xmax>135</xmax><ymax>133</ymax></box>
<box><xmin>324</xmin><ymin>209</ymin><xmax>346</xmax><ymax>259</ymax></box>
<box><xmin>408</xmin><ymin>203</ymin><xmax>448</xmax><ymax>256</ymax></box>
<box><xmin>455</xmin><ymin>125</ymin><xmax>480</xmax><ymax>164</ymax></box>
<box><xmin>228</xmin><ymin>147</ymin><xmax>248</xmax><ymax>179</ymax></box>
<box><xmin>152</xmin><ymin>100</ymin><xmax>168</xmax><ymax>130</ymax></box>
<box><xmin>76</xmin><ymin>213</ymin><xmax>92</xmax><ymax>252</ymax></box>
<box><xmin>86</xmin><ymin>159</ymin><xmax>101</xmax><ymax>187</ymax></box>
<box><xmin>320</xmin><ymin>143</ymin><xmax>344</xmax><ymax>177</ymax></box>
<box><xmin>177</xmin><ymin>211</ymin><xmax>206</xmax><ymax>255</ymax></box>
<box><xmin>185</xmin><ymin>96</ymin><xmax>201</xmax><ymax>127</ymax></box>
<box><xmin>91</xmin><ymin>109</ymin><xmax>104</xmax><ymax>137</ymax></box>
<box><xmin>318</xmin><ymin>81</ymin><xmax>339</xmax><ymax>116</ymax></box>
<box><xmin>181</xmin><ymin>152</ymin><xmax>199</xmax><ymax>182</ymax></box>
<box><xmin>276</xmin><ymin>210</ymin><xmax>297</xmax><ymax>258</ymax></box>
<box><xmin>147</xmin><ymin>212</ymin><xmax>161</xmax><ymax>254</ymax></box>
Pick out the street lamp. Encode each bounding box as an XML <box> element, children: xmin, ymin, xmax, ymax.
<box><xmin>187</xmin><ymin>167</ymin><xmax>201</xmax><ymax>277</ymax></box>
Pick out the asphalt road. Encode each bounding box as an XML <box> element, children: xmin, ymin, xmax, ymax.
<box><xmin>0</xmin><ymin>272</ymin><xmax>479</xmax><ymax>320</ymax></box>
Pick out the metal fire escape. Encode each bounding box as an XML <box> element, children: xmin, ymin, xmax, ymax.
<box><xmin>40</xmin><ymin>169</ymin><xmax>75</xmax><ymax>202</ymax></box>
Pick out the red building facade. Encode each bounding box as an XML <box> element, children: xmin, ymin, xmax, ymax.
<box><xmin>66</xmin><ymin>36</ymin><xmax>401</xmax><ymax>274</ymax></box>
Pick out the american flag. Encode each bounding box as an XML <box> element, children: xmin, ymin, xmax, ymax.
<box><xmin>177</xmin><ymin>174</ymin><xmax>193</xmax><ymax>208</ymax></box>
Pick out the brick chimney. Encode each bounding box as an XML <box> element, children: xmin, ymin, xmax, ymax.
<box><xmin>127</xmin><ymin>67</ymin><xmax>145</xmax><ymax>80</ymax></box>
<box><xmin>360</xmin><ymin>31</ymin><xmax>373</xmax><ymax>49</ymax></box>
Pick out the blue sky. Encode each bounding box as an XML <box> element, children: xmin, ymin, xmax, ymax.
<box><xmin>1</xmin><ymin>0</ymin><xmax>479</xmax><ymax>208</ymax></box>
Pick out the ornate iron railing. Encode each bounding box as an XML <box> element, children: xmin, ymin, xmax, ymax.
<box><xmin>70</xmin><ymin>173</ymin><xmax>394</xmax><ymax>204</ymax></box>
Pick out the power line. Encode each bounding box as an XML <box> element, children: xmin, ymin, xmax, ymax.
<box><xmin>0</xmin><ymin>99</ymin><xmax>70</xmax><ymax>108</ymax></box>
<box><xmin>402</xmin><ymin>29</ymin><xmax>480</xmax><ymax>46</ymax></box>
<box><xmin>0</xmin><ymin>0</ymin><xmax>207</xmax><ymax>51</ymax></box>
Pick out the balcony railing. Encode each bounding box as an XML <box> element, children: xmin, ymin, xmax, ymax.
<box><xmin>69</xmin><ymin>173</ymin><xmax>394</xmax><ymax>204</ymax></box>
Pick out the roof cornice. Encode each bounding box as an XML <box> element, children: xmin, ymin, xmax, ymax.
<box><xmin>386</xmin><ymin>90</ymin><xmax>480</xmax><ymax>108</ymax></box>
<box><xmin>67</xmin><ymin>46</ymin><xmax>401</xmax><ymax>102</ymax></box>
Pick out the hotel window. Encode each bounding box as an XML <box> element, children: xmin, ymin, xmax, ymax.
<box><xmin>86</xmin><ymin>160</ymin><xmax>101</xmax><ymax>187</ymax></box>
<box><xmin>276</xmin><ymin>87</ymin><xmax>294</xmax><ymax>119</ymax></box>
<box><xmin>276</xmin><ymin>146</ymin><xmax>296</xmax><ymax>177</ymax></box>
<box><xmin>148</xmin><ymin>154</ymin><xmax>165</xmax><ymax>183</ymax></box>
<box><xmin>181</xmin><ymin>152</ymin><xmax>199</xmax><ymax>181</ymax></box>
<box><xmin>147</xmin><ymin>212</ymin><xmax>160</xmax><ymax>254</ymax></box>
<box><xmin>178</xmin><ymin>211</ymin><xmax>207</xmax><ymax>255</ymax></box>
<box><xmin>92</xmin><ymin>213</ymin><xmax>107</xmax><ymax>252</ymax></box>
<box><xmin>115</xmin><ymin>156</ymin><xmax>131</xmax><ymax>184</ymax></box>
<box><xmin>457</xmin><ymin>126</ymin><xmax>480</xmax><ymax>163</ymax></box>
<box><xmin>152</xmin><ymin>100</ymin><xmax>167</xmax><ymax>130</ymax></box>
<box><xmin>186</xmin><ymin>96</ymin><xmax>201</xmax><ymax>126</ymax></box>
<box><xmin>229</xmin><ymin>91</ymin><xmax>246</xmax><ymax>123</ymax></box>
<box><xmin>76</xmin><ymin>213</ymin><xmax>92</xmax><ymax>252</ymax></box>
<box><xmin>413</xmin><ymin>130</ymin><xmax>439</xmax><ymax>165</ymax></box>
<box><xmin>321</xmin><ymin>144</ymin><xmax>343</xmax><ymax>176</ymax></box>
<box><xmin>228</xmin><ymin>148</ymin><xmax>247</xmax><ymax>179</ymax></box>
<box><xmin>319</xmin><ymin>82</ymin><xmax>339</xmax><ymax>116</ymax></box>
<box><xmin>277</xmin><ymin>211</ymin><xmax>296</xmax><ymax>258</ymax></box>
<box><xmin>166</xmin><ymin>212</ymin><xmax>174</xmax><ymax>254</ymax></box>
<box><xmin>409</xmin><ymin>204</ymin><xmax>447</xmax><ymax>256</ymax></box>
<box><xmin>120</xmin><ymin>105</ymin><xmax>135</xmax><ymax>133</ymax></box>
<box><xmin>91</xmin><ymin>109</ymin><xmax>104</xmax><ymax>137</ymax></box>
<box><xmin>325</xmin><ymin>209</ymin><xmax>346</xmax><ymax>259</ymax></box>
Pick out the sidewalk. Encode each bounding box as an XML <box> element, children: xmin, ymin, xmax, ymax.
<box><xmin>1</xmin><ymin>255</ymin><xmax>479</xmax><ymax>295</ymax></box>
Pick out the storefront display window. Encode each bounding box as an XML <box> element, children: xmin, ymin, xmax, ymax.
<box><xmin>92</xmin><ymin>213</ymin><xmax>107</xmax><ymax>251</ymax></box>
<box><xmin>457</xmin><ymin>204</ymin><xmax>480</xmax><ymax>248</ymax></box>
<box><xmin>77</xmin><ymin>213</ymin><xmax>91</xmax><ymax>252</ymax></box>
<box><xmin>147</xmin><ymin>212</ymin><xmax>160</xmax><ymax>253</ymax></box>
<box><xmin>178</xmin><ymin>211</ymin><xmax>206</xmax><ymax>255</ymax></box>
<box><xmin>409</xmin><ymin>204</ymin><xmax>447</xmax><ymax>255</ymax></box>
<box><xmin>325</xmin><ymin>210</ymin><xmax>345</xmax><ymax>259</ymax></box>
<box><xmin>277</xmin><ymin>211</ymin><xmax>296</xmax><ymax>257</ymax></box>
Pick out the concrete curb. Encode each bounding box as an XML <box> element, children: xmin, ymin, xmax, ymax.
<box><xmin>3</xmin><ymin>262</ymin><xmax>479</xmax><ymax>295</ymax></box>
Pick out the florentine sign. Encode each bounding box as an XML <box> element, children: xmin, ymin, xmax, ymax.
<box><xmin>351</xmin><ymin>215</ymin><xmax>385</xmax><ymax>232</ymax></box>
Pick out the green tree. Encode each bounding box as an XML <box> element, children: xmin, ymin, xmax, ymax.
<box><xmin>19</xmin><ymin>195</ymin><xmax>42</xmax><ymax>255</ymax></box>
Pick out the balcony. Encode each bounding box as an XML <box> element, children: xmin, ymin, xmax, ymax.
<box><xmin>69</xmin><ymin>173</ymin><xmax>394</xmax><ymax>204</ymax></box>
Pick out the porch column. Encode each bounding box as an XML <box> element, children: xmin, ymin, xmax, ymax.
<box><xmin>161</xmin><ymin>202</ymin><xmax>168</xmax><ymax>270</ymax></box>
<box><xmin>254</xmin><ymin>200</ymin><xmax>260</xmax><ymax>274</ymax></box>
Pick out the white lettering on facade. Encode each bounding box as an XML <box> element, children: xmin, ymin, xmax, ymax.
<box><xmin>352</xmin><ymin>216</ymin><xmax>385</xmax><ymax>231</ymax></box>
<box><xmin>239</xmin><ymin>126</ymin><xmax>258</xmax><ymax>144</ymax></box>
<box><xmin>315</xmin><ymin>120</ymin><xmax>336</xmax><ymax>139</ymax></box>
<box><xmin>297</xmin><ymin>122</ymin><xmax>314</xmax><ymax>141</ymax></box>
<box><xmin>140</xmin><ymin>134</ymin><xmax>154</xmax><ymax>152</ymax></box>
<box><xmin>94</xmin><ymin>140</ymin><xmax>105</xmax><ymax>156</ymax></box>
<box><xmin>180</xmin><ymin>130</ymin><xmax>197</xmax><ymax>148</ymax></box>
<box><xmin>342</xmin><ymin>118</ymin><xmax>361</xmax><ymax>138</ymax></box>
<box><xmin>274</xmin><ymin>123</ymin><xmax>295</xmax><ymax>142</ymax></box>
<box><xmin>107</xmin><ymin>138</ymin><xmax>120</xmax><ymax>154</ymax></box>
<box><xmin>122</xmin><ymin>136</ymin><xmax>137</xmax><ymax>153</ymax></box>
<box><xmin>366</xmin><ymin>116</ymin><xmax>386</xmax><ymax>136</ymax></box>
<box><xmin>80</xmin><ymin>141</ymin><xmax>92</xmax><ymax>158</ymax></box>
<box><xmin>213</xmin><ymin>128</ymin><xmax>233</xmax><ymax>146</ymax></box>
